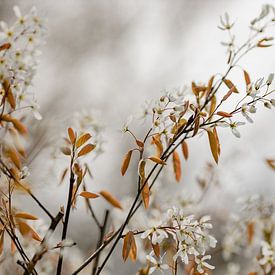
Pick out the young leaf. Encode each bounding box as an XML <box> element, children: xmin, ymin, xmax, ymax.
<box><xmin>68</xmin><ymin>128</ymin><xmax>76</xmax><ymax>144</ymax></box>
<box><xmin>172</xmin><ymin>151</ymin><xmax>181</xmax><ymax>182</ymax></box>
<box><xmin>121</xmin><ymin>150</ymin><xmax>133</xmax><ymax>176</ymax></box>
<box><xmin>181</xmin><ymin>141</ymin><xmax>189</xmax><ymax>160</ymax></box>
<box><xmin>247</xmin><ymin>222</ymin><xmax>254</xmax><ymax>244</ymax></box>
<box><xmin>17</xmin><ymin>221</ymin><xmax>42</xmax><ymax>242</ymax></box>
<box><xmin>0</xmin><ymin>42</ymin><xmax>11</xmax><ymax>51</ymax></box>
<box><xmin>11</xmin><ymin>118</ymin><xmax>28</xmax><ymax>136</ymax></box>
<box><xmin>76</xmin><ymin>133</ymin><xmax>91</xmax><ymax>148</ymax></box>
<box><xmin>213</xmin><ymin>127</ymin><xmax>221</xmax><ymax>156</ymax></box>
<box><xmin>217</xmin><ymin>111</ymin><xmax>232</xmax><ymax>118</ymax></box>
<box><xmin>243</xmin><ymin>70</ymin><xmax>251</xmax><ymax>86</ymax></box>
<box><xmin>79</xmin><ymin>191</ymin><xmax>99</xmax><ymax>199</ymax></box>
<box><xmin>15</xmin><ymin>212</ymin><xmax>38</xmax><ymax>220</ymax></box>
<box><xmin>209</xmin><ymin>95</ymin><xmax>216</xmax><ymax>116</ymax></box>
<box><xmin>148</xmin><ymin>156</ymin><xmax>166</xmax><ymax>165</ymax></box>
<box><xmin>6</xmin><ymin>147</ymin><xmax>21</xmax><ymax>169</ymax></box>
<box><xmin>223</xmin><ymin>79</ymin><xmax>238</xmax><ymax>93</ymax></box>
<box><xmin>222</xmin><ymin>86</ymin><xmax>234</xmax><ymax>101</ymax></box>
<box><xmin>77</xmin><ymin>144</ymin><xmax>96</xmax><ymax>157</ymax></box>
<box><xmin>206</xmin><ymin>75</ymin><xmax>215</xmax><ymax>96</ymax></box>
<box><xmin>152</xmin><ymin>243</ymin><xmax>160</xmax><ymax>258</ymax></box>
<box><xmin>152</xmin><ymin>135</ymin><xmax>163</xmax><ymax>157</ymax></box>
<box><xmin>99</xmin><ymin>190</ymin><xmax>122</xmax><ymax>209</ymax></box>
<box><xmin>122</xmin><ymin>231</ymin><xmax>137</xmax><ymax>261</ymax></box>
<box><xmin>266</xmin><ymin>159</ymin><xmax>275</xmax><ymax>170</ymax></box>
<box><xmin>207</xmin><ymin>130</ymin><xmax>219</xmax><ymax>164</ymax></box>
<box><xmin>136</xmin><ymin>139</ymin><xmax>144</xmax><ymax>148</ymax></box>
<box><xmin>141</xmin><ymin>182</ymin><xmax>150</xmax><ymax>209</ymax></box>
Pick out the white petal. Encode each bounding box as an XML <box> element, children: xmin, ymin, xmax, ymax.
<box><xmin>231</xmin><ymin>128</ymin><xmax>240</xmax><ymax>138</ymax></box>
<box><xmin>13</xmin><ymin>6</ymin><xmax>21</xmax><ymax>18</ymax></box>
<box><xmin>149</xmin><ymin>266</ymin><xmax>157</xmax><ymax>274</ymax></box>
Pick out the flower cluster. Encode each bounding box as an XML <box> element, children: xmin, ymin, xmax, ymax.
<box><xmin>0</xmin><ymin>6</ymin><xmax>45</xmax><ymax>120</ymax></box>
<box><xmin>138</xmin><ymin>207</ymin><xmax>217</xmax><ymax>274</ymax></box>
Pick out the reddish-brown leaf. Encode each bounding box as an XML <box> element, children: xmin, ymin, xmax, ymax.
<box><xmin>207</xmin><ymin>130</ymin><xmax>219</xmax><ymax>164</ymax></box>
<box><xmin>79</xmin><ymin>191</ymin><xmax>99</xmax><ymax>199</ymax></box>
<box><xmin>148</xmin><ymin>156</ymin><xmax>166</xmax><ymax>165</ymax></box>
<box><xmin>136</xmin><ymin>139</ymin><xmax>144</xmax><ymax>148</ymax></box>
<box><xmin>77</xmin><ymin>144</ymin><xmax>95</xmax><ymax>157</ymax></box>
<box><xmin>68</xmin><ymin>128</ymin><xmax>76</xmax><ymax>144</ymax></box>
<box><xmin>206</xmin><ymin>75</ymin><xmax>215</xmax><ymax>96</ymax></box>
<box><xmin>217</xmin><ymin>111</ymin><xmax>232</xmax><ymax>118</ymax></box>
<box><xmin>17</xmin><ymin>221</ymin><xmax>42</xmax><ymax>242</ymax></box>
<box><xmin>121</xmin><ymin>150</ymin><xmax>133</xmax><ymax>176</ymax></box>
<box><xmin>243</xmin><ymin>70</ymin><xmax>251</xmax><ymax>86</ymax></box>
<box><xmin>181</xmin><ymin>141</ymin><xmax>189</xmax><ymax>160</ymax></box>
<box><xmin>223</xmin><ymin>79</ymin><xmax>238</xmax><ymax>93</ymax></box>
<box><xmin>172</xmin><ymin>151</ymin><xmax>181</xmax><ymax>182</ymax></box>
<box><xmin>15</xmin><ymin>212</ymin><xmax>38</xmax><ymax>220</ymax></box>
<box><xmin>0</xmin><ymin>43</ymin><xmax>11</xmax><ymax>51</ymax></box>
<box><xmin>266</xmin><ymin>159</ymin><xmax>275</xmax><ymax>170</ymax></box>
<box><xmin>141</xmin><ymin>182</ymin><xmax>150</xmax><ymax>209</ymax></box>
<box><xmin>122</xmin><ymin>231</ymin><xmax>137</xmax><ymax>261</ymax></box>
<box><xmin>222</xmin><ymin>86</ymin><xmax>235</xmax><ymax>101</ymax></box>
<box><xmin>100</xmin><ymin>190</ymin><xmax>122</xmax><ymax>209</ymax></box>
<box><xmin>152</xmin><ymin>135</ymin><xmax>163</xmax><ymax>157</ymax></box>
<box><xmin>76</xmin><ymin>133</ymin><xmax>91</xmax><ymax>148</ymax></box>
<box><xmin>247</xmin><ymin>222</ymin><xmax>254</xmax><ymax>244</ymax></box>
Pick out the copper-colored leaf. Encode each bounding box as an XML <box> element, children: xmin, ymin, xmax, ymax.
<box><xmin>6</xmin><ymin>147</ymin><xmax>21</xmax><ymax>169</ymax></box>
<box><xmin>11</xmin><ymin>239</ymin><xmax>16</xmax><ymax>255</ymax></box>
<box><xmin>17</xmin><ymin>221</ymin><xmax>42</xmax><ymax>242</ymax></box>
<box><xmin>152</xmin><ymin>135</ymin><xmax>163</xmax><ymax>157</ymax></box>
<box><xmin>207</xmin><ymin>130</ymin><xmax>219</xmax><ymax>164</ymax></box>
<box><xmin>136</xmin><ymin>139</ymin><xmax>144</xmax><ymax>148</ymax></box>
<box><xmin>243</xmin><ymin>70</ymin><xmax>251</xmax><ymax>86</ymax></box>
<box><xmin>192</xmin><ymin>82</ymin><xmax>207</xmax><ymax>96</ymax></box>
<box><xmin>192</xmin><ymin>116</ymin><xmax>200</xmax><ymax>137</ymax></box>
<box><xmin>77</xmin><ymin>144</ymin><xmax>96</xmax><ymax>157</ymax></box>
<box><xmin>172</xmin><ymin>151</ymin><xmax>181</xmax><ymax>182</ymax></box>
<box><xmin>223</xmin><ymin>79</ymin><xmax>238</xmax><ymax>93</ymax></box>
<box><xmin>141</xmin><ymin>182</ymin><xmax>150</xmax><ymax>209</ymax></box>
<box><xmin>181</xmin><ymin>141</ymin><xmax>189</xmax><ymax>160</ymax></box>
<box><xmin>11</xmin><ymin>118</ymin><xmax>28</xmax><ymax>136</ymax></box>
<box><xmin>138</xmin><ymin>160</ymin><xmax>146</xmax><ymax>179</ymax></box>
<box><xmin>148</xmin><ymin>156</ymin><xmax>166</xmax><ymax>165</ymax></box>
<box><xmin>121</xmin><ymin>150</ymin><xmax>133</xmax><ymax>176</ymax></box>
<box><xmin>15</xmin><ymin>212</ymin><xmax>38</xmax><ymax>220</ymax></box>
<box><xmin>0</xmin><ymin>42</ymin><xmax>11</xmax><ymax>51</ymax></box>
<box><xmin>3</xmin><ymin>79</ymin><xmax>16</xmax><ymax>109</ymax></box>
<box><xmin>266</xmin><ymin>159</ymin><xmax>275</xmax><ymax>170</ymax></box>
<box><xmin>152</xmin><ymin>243</ymin><xmax>160</xmax><ymax>257</ymax></box>
<box><xmin>122</xmin><ymin>231</ymin><xmax>137</xmax><ymax>262</ymax></box>
<box><xmin>68</xmin><ymin>128</ymin><xmax>76</xmax><ymax>144</ymax></box>
<box><xmin>217</xmin><ymin>111</ymin><xmax>232</xmax><ymax>118</ymax></box>
<box><xmin>222</xmin><ymin>86</ymin><xmax>234</xmax><ymax>101</ymax></box>
<box><xmin>99</xmin><ymin>190</ymin><xmax>122</xmax><ymax>209</ymax></box>
<box><xmin>247</xmin><ymin>222</ymin><xmax>254</xmax><ymax>244</ymax></box>
<box><xmin>206</xmin><ymin>75</ymin><xmax>215</xmax><ymax>96</ymax></box>
<box><xmin>209</xmin><ymin>95</ymin><xmax>216</xmax><ymax>116</ymax></box>
<box><xmin>213</xmin><ymin>127</ymin><xmax>221</xmax><ymax>156</ymax></box>
<box><xmin>76</xmin><ymin>133</ymin><xmax>91</xmax><ymax>148</ymax></box>
<box><xmin>79</xmin><ymin>191</ymin><xmax>99</xmax><ymax>199</ymax></box>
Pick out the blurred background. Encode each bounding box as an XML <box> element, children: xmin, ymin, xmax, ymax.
<box><xmin>0</xmin><ymin>0</ymin><xmax>274</xmax><ymax>274</ymax></box>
